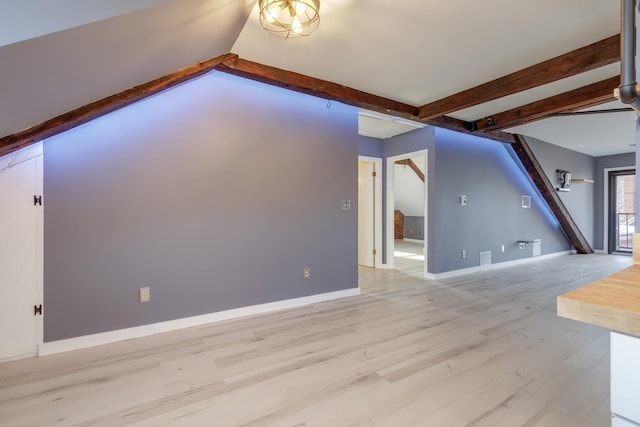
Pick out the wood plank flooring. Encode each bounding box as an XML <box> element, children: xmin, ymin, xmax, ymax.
<box><xmin>0</xmin><ymin>253</ymin><xmax>632</xmax><ymax>426</ymax></box>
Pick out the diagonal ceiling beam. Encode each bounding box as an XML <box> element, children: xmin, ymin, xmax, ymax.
<box><xmin>511</xmin><ymin>134</ymin><xmax>593</xmax><ymax>254</ymax></box>
<box><xmin>475</xmin><ymin>76</ymin><xmax>619</xmax><ymax>132</ymax></box>
<box><xmin>395</xmin><ymin>159</ymin><xmax>425</xmax><ymax>182</ymax></box>
<box><xmin>0</xmin><ymin>53</ymin><xmax>520</xmax><ymax>159</ymax></box>
<box><xmin>0</xmin><ymin>53</ymin><xmax>238</xmax><ymax>158</ymax></box>
<box><xmin>418</xmin><ymin>34</ymin><xmax>620</xmax><ymax>121</ymax></box>
<box><xmin>216</xmin><ymin>57</ymin><xmax>421</xmax><ymax>120</ymax></box>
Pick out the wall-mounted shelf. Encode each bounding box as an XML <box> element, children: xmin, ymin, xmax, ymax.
<box><xmin>570</xmin><ymin>178</ymin><xmax>594</xmax><ymax>184</ymax></box>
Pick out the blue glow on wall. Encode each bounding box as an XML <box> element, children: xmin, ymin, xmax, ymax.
<box><xmin>436</xmin><ymin>128</ymin><xmax>562</xmax><ymax>230</ymax></box>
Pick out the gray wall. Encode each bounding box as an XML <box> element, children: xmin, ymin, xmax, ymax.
<box><xmin>431</xmin><ymin>129</ymin><xmax>569</xmax><ymax>274</ymax></box>
<box><xmin>43</xmin><ymin>73</ymin><xmax>358</xmax><ymax>341</ymax></box>
<box><xmin>404</xmin><ymin>216</ymin><xmax>424</xmax><ymax>240</ymax></box>
<box><xmin>594</xmin><ymin>152</ymin><xmax>635</xmax><ymax>251</ymax></box>
<box><xmin>358</xmin><ymin>136</ymin><xmax>383</xmax><ymax>158</ymax></box>
<box><xmin>380</xmin><ymin>127</ymin><xmax>570</xmax><ymax>274</ymax></box>
<box><xmin>526</xmin><ymin>136</ymin><xmax>596</xmax><ymax>247</ymax></box>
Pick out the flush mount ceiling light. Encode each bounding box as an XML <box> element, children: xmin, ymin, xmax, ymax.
<box><xmin>259</xmin><ymin>0</ymin><xmax>320</xmax><ymax>38</ymax></box>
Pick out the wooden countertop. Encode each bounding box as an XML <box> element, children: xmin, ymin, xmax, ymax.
<box><xmin>558</xmin><ymin>264</ymin><xmax>640</xmax><ymax>337</ymax></box>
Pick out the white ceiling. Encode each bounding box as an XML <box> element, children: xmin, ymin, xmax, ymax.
<box><xmin>0</xmin><ymin>0</ymin><xmax>172</xmax><ymax>47</ymax></box>
<box><xmin>507</xmin><ymin>101</ymin><xmax>637</xmax><ymax>157</ymax></box>
<box><xmin>0</xmin><ymin>0</ymin><xmax>634</xmax><ymax>157</ymax></box>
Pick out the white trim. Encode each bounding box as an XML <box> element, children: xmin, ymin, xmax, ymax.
<box><xmin>386</xmin><ymin>150</ymin><xmax>428</xmax><ymax>275</ymax></box>
<box><xmin>358</xmin><ymin>110</ymin><xmax>426</xmax><ymax>130</ymax></box>
<box><xmin>424</xmin><ymin>250</ymin><xmax>573</xmax><ymax>280</ymax></box>
<box><xmin>594</xmin><ymin>249</ymin><xmax>607</xmax><ymax>254</ymax></box>
<box><xmin>603</xmin><ymin>166</ymin><xmax>636</xmax><ymax>254</ymax></box>
<box><xmin>358</xmin><ymin>156</ymin><xmax>383</xmax><ymax>269</ymax></box>
<box><xmin>38</xmin><ymin>288</ymin><xmax>360</xmax><ymax>356</ymax></box>
<box><xmin>0</xmin><ymin>141</ymin><xmax>43</xmax><ymax>172</ymax></box>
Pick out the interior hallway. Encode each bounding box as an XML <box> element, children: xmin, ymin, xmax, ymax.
<box><xmin>0</xmin><ymin>254</ymin><xmax>632</xmax><ymax>426</ymax></box>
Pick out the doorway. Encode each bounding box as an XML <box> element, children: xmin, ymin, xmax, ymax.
<box><xmin>608</xmin><ymin>169</ymin><xmax>636</xmax><ymax>254</ymax></box>
<box><xmin>358</xmin><ymin>157</ymin><xmax>382</xmax><ymax>268</ymax></box>
<box><xmin>386</xmin><ymin>150</ymin><xmax>428</xmax><ymax>277</ymax></box>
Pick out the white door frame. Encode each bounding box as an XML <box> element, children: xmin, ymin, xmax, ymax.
<box><xmin>358</xmin><ymin>156</ymin><xmax>383</xmax><ymax>268</ymax></box>
<box><xmin>604</xmin><ymin>166</ymin><xmax>636</xmax><ymax>254</ymax></box>
<box><xmin>386</xmin><ymin>149</ymin><xmax>428</xmax><ymax>275</ymax></box>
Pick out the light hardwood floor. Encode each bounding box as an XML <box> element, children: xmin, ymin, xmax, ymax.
<box><xmin>0</xmin><ymin>253</ymin><xmax>632</xmax><ymax>426</ymax></box>
<box><xmin>392</xmin><ymin>240</ymin><xmax>425</xmax><ymax>278</ymax></box>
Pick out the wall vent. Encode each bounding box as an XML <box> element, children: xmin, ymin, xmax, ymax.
<box><xmin>480</xmin><ymin>251</ymin><xmax>492</xmax><ymax>266</ymax></box>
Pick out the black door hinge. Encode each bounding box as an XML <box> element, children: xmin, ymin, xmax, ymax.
<box><xmin>34</xmin><ymin>304</ymin><xmax>43</xmax><ymax>315</ymax></box>
<box><xmin>33</xmin><ymin>195</ymin><xmax>42</xmax><ymax>206</ymax></box>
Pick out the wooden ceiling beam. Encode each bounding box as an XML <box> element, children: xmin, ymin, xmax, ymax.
<box><xmin>510</xmin><ymin>134</ymin><xmax>593</xmax><ymax>254</ymax></box>
<box><xmin>475</xmin><ymin>76</ymin><xmax>619</xmax><ymax>132</ymax></box>
<box><xmin>0</xmin><ymin>52</ymin><xmax>521</xmax><ymax>160</ymax></box>
<box><xmin>418</xmin><ymin>34</ymin><xmax>620</xmax><ymax>120</ymax></box>
<box><xmin>395</xmin><ymin>159</ymin><xmax>425</xmax><ymax>182</ymax></box>
<box><xmin>0</xmin><ymin>53</ymin><xmax>238</xmax><ymax>159</ymax></box>
<box><xmin>216</xmin><ymin>57</ymin><xmax>421</xmax><ymax>121</ymax></box>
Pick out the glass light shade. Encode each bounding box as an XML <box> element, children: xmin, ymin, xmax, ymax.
<box><xmin>258</xmin><ymin>0</ymin><xmax>320</xmax><ymax>38</ymax></box>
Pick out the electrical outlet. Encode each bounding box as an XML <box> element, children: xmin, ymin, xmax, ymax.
<box><xmin>303</xmin><ymin>267</ymin><xmax>311</xmax><ymax>280</ymax></box>
<box><xmin>139</xmin><ymin>287</ymin><xmax>150</xmax><ymax>303</ymax></box>
<box><xmin>461</xmin><ymin>250</ymin><xmax>466</xmax><ymax>259</ymax></box>
<box><xmin>501</xmin><ymin>245</ymin><xmax>505</xmax><ymax>252</ymax></box>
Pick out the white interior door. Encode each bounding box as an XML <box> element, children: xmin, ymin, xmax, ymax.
<box><xmin>0</xmin><ymin>147</ymin><xmax>43</xmax><ymax>361</ymax></box>
<box><xmin>358</xmin><ymin>160</ymin><xmax>375</xmax><ymax>267</ymax></box>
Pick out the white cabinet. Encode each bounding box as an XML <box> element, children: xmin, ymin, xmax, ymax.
<box><xmin>0</xmin><ymin>144</ymin><xmax>43</xmax><ymax>361</ymax></box>
<box><xmin>611</xmin><ymin>332</ymin><xmax>640</xmax><ymax>425</ymax></box>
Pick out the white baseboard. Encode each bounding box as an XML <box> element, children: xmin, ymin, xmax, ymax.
<box><xmin>424</xmin><ymin>250</ymin><xmax>573</xmax><ymax>280</ymax></box>
<box><xmin>402</xmin><ymin>238</ymin><xmax>424</xmax><ymax>244</ymax></box>
<box><xmin>38</xmin><ymin>288</ymin><xmax>360</xmax><ymax>356</ymax></box>
<box><xmin>594</xmin><ymin>249</ymin><xmax>607</xmax><ymax>254</ymax></box>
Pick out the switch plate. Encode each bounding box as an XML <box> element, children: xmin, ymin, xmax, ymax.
<box><xmin>303</xmin><ymin>268</ymin><xmax>311</xmax><ymax>280</ymax></box>
<box><xmin>460</xmin><ymin>195</ymin><xmax>467</xmax><ymax>205</ymax></box>
<box><xmin>461</xmin><ymin>250</ymin><xmax>466</xmax><ymax>258</ymax></box>
<box><xmin>501</xmin><ymin>245</ymin><xmax>505</xmax><ymax>252</ymax></box>
<box><xmin>139</xmin><ymin>287</ymin><xmax>150</xmax><ymax>303</ymax></box>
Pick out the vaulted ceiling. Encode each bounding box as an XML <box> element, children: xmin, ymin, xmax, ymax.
<box><xmin>0</xmin><ymin>0</ymin><xmax>633</xmax><ymax>157</ymax></box>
